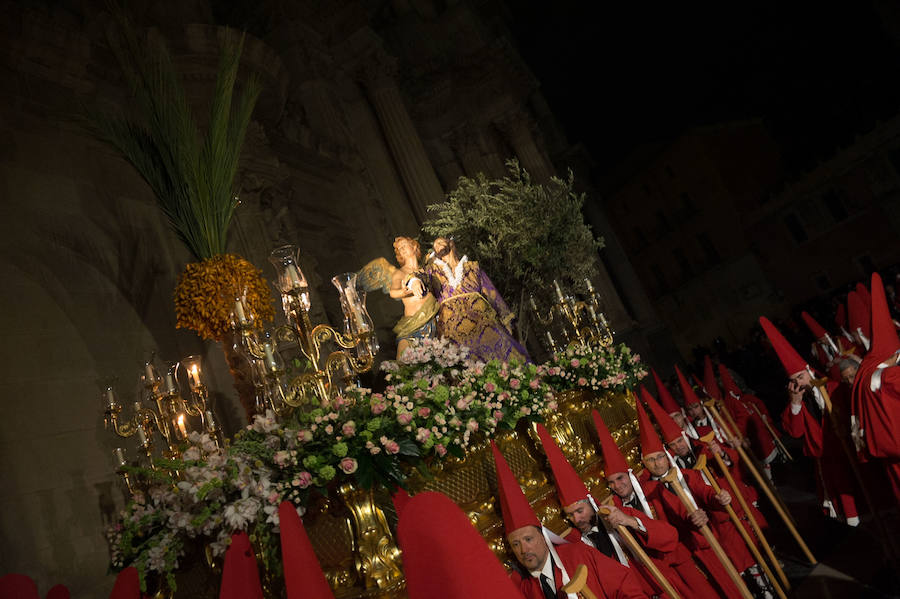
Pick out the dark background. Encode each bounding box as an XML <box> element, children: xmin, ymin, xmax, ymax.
<box><xmin>507</xmin><ymin>1</ymin><xmax>900</xmax><ymax>180</ymax></box>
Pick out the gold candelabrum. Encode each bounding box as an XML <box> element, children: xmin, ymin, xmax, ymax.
<box><xmin>103</xmin><ymin>354</ymin><xmax>220</xmax><ymax>494</ymax></box>
<box><xmin>529</xmin><ymin>278</ymin><xmax>614</xmax><ymax>352</ymax></box>
<box><xmin>231</xmin><ymin>245</ymin><xmax>377</xmax><ymax>416</ymax></box>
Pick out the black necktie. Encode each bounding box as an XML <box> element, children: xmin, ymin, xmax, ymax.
<box><xmin>588</xmin><ymin>528</ymin><xmax>616</xmax><ymax>559</ymax></box>
<box><xmin>540</xmin><ymin>574</ymin><xmax>557</xmax><ymax>599</ymax></box>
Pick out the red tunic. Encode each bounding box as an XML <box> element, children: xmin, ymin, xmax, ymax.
<box><xmin>610</xmin><ymin>495</ymin><xmax>720</xmax><ymax>599</ymax></box>
<box><xmin>509</xmin><ymin>541</ymin><xmax>647</xmax><ymax>599</ymax></box>
<box><xmin>851</xmin><ymin>363</ymin><xmax>900</xmax><ymax>501</ymax></box>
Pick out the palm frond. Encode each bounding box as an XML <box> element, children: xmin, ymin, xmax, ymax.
<box><xmin>87</xmin><ymin>3</ymin><xmax>260</xmax><ymax>260</ymax></box>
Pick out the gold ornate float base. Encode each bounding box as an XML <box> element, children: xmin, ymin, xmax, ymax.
<box><xmin>174</xmin><ymin>389</ymin><xmax>639</xmax><ymax>598</ymax></box>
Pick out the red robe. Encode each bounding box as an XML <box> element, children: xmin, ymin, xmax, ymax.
<box><xmin>782</xmin><ymin>385</ymin><xmax>859</xmax><ymax>519</ymax></box>
<box><xmin>725</xmin><ymin>394</ymin><xmax>778</xmax><ymax>462</ymax></box>
<box><xmin>510</xmin><ymin>541</ymin><xmax>647</xmax><ymax>599</ymax></box>
<box><xmin>851</xmin><ymin>362</ymin><xmax>900</xmax><ymax>501</ymax></box>
<box><xmin>697</xmin><ymin>444</ymin><xmax>768</xmax><ymax>533</ymax></box>
<box><xmin>611</xmin><ymin>493</ymin><xmax>720</xmax><ymax>599</ymax></box>
<box><xmin>639</xmin><ymin>470</ymin><xmax>751</xmax><ymax>598</ymax></box>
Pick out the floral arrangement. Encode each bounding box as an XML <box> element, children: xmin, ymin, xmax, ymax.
<box><xmin>173</xmin><ymin>253</ymin><xmax>275</xmax><ymax>341</ymax></box>
<box><xmin>107</xmin><ymin>337</ymin><xmax>555</xmax><ymax>590</ymax></box>
<box><xmin>541</xmin><ymin>342</ymin><xmax>648</xmax><ymax>395</ymax></box>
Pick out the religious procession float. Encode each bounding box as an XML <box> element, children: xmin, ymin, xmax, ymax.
<box><xmin>93</xmin><ymin>13</ymin><xmax>649</xmax><ymax>598</ymax></box>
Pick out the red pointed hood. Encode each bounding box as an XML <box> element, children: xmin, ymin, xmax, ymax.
<box><xmin>868</xmin><ymin>272</ymin><xmax>900</xmax><ymax>366</ymax></box>
<box><xmin>801</xmin><ymin>311</ymin><xmax>829</xmax><ymax>339</ymax></box>
<box><xmin>536</xmin><ymin>423</ymin><xmax>589</xmax><ymax>508</ymax></box>
<box><xmin>491</xmin><ymin>441</ymin><xmax>540</xmax><ymax>536</ymax></box>
<box><xmin>848</xmin><ymin>290</ymin><xmax>872</xmax><ymax>341</ymax></box>
<box><xmin>836</xmin><ymin>303</ymin><xmax>847</xmax><ymax>328</ymax></box>
<box><xmin>0</xmin><ymin>574</ymin><xmax>39</xmax><ymax>599</ymax></box>
<box><xmin>636</xmin><ymin>398</ymin><xmax>664</xmax><ymax>456</ymax></box>
<box><xmin>759</xmin><ymin>316</ymin><xmax>808</xmax><ymax>377</ymax></box>
<box><xmin>651</xmin><ymin>368</ymin><xmax>681</xmax><ymax>414</ymax></box>
<box><xmin>398</xmin><ymin>492</ymin><xmax>525</xmax><ymax>599</ymax></box>
<box><xmin>675</xmin><ymin>365</ymin><xmax>701</xmax><ymax>406</ymax></box>
<box><xmin>717</xmin><ymin>363</ymin><xmax>742</xmax><ymax>397</ymax></box>
<box><xmin>591</xmin><ymin>409</ymin><xmax>630</xmax><ymax>476</ymax></box>
<box><xmin>640</xmin><ymin>385</ymin><xmax>682</xmax><ymax>444</ymax></box>
<box><xmin>279</xmin><ymin>502</ymin><xmax>335</xmax><ymax>599</ymax></box>
<box><xmin>219</xmin><ymin>532</ymin><xmax>264</xmax><ymax>599</ymax></box>
<box><xmin>856</xmin><ymin>282</ymin><xmax>871</xmax><ymax>308</ymax></box>
<box><xmin>702</xmin><ymin>355</ymin><xmax>722</xmax><ymax>401</ymax></box>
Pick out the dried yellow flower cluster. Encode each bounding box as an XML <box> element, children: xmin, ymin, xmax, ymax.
<box><xmin>174</xmin><ymin>254</ymin><xmax>276</xmax><ymax>341</ymax></box>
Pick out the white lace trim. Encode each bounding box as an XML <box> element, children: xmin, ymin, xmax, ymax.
<box><xmin>434</xmin><ymin>255</ymin><xmax>468</xmax><ymax>289</ymax></box>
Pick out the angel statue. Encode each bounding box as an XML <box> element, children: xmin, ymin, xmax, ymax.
<box><xmin>427</xmin><ymin>237</ymin><xmax>530</xmax><ymax>364</ymax></box>
<box><xmin>358</xmin><ymin>236</ymin><xmax>440</xmax><ymax>358</ymax></box>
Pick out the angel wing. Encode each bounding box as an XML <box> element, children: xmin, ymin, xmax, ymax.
<box><xmin>357</xmin><ymin>257</ymin><xmax>397</xmax><ymax>294</ymax></box>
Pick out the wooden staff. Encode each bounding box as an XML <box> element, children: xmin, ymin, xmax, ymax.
<box><xmin>595</xmin><ymin>505</ymin><xmax>682</xmax><ymax>599</ymax></box>
<box><xmin>705</xmin><ymin>400</ymin><xmax>818</xmax><ymax>564</ymax></box>
<box><xmin>560</xmin><ymin>564</ymin><xmax>598</xmax><ymax>599</ymax></box>
<box><xmin>659</xmin><ymin>469</ymin><xmax>755</xmax><ymax>599</ymax></box>
<box><xmin>749</xmin><ymin>403</ymin><xmax>794</xmax><ymax>461</ymax></box>
<box><xmin>693</xmin><ymin>454</ymin><xmax>788</xmax><ymax>599</ymax></box>
<box><xmin>699</xmin><ymin>433</ymin><xmax>791</xmax><ymax>591</ymax></box>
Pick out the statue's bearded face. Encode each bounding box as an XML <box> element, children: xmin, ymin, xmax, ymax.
<box><xmin>432</xmin><ymin>237</ymin><xmax>455</xmax><ymax>258</ymax></box>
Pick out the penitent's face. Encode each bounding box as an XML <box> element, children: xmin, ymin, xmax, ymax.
<box><xmin>667</xmin><ymin>436</ymin><xmax>691</xmax><ymax>457</ymax></box>
<box><xmin>686</xmin><ymin>403</ymin><xmax>704</xmax><ymax>420</ymax></box>
<box><xmin>642</xmin><ymin>451</ymin><xmax>670</xmax><ymax>477</ymax></box>
<box><xmin>508</xmin><ymin>525</ymin><xmax>549</xmax><ymax>571</ymax></box>
<box><xmin>563</xmin><ymin>500</ymin><xmax>596</xmax><ymax>534</ymax></box>
<box><xmin>606</xmin><ymin>471</ymin><xmax>633</xmax><ymax>499</ymax></box>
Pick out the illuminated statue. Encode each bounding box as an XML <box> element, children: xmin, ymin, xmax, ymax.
<box><xmin>427</xmin><ymin>237</ymin><xmax>530</xmax><ymax>364</ymax></box>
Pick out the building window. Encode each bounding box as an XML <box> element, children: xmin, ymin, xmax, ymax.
<box><xmin>783</xmin><ymin>213</ymin><xmax>808</xmax><ymax>243</ymax></box>
<box><xmin>697</xmin><ymin>232</ymin><xmax>720</xmax><ymax>264</ymax></box>
<box><xmin>822</xmin><ymin>190</ymin><xmax>848</xmax><ymax>223</ymax></box>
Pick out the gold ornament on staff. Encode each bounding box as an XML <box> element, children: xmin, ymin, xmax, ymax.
<box><xmin>530</xmin><ymin>278</ymin><xmax>613</xmax><ymax>350</ymax></box>
<box><xmin>693</xmin><ymin>454</ymin><xmax>787</xmax><ymax>599</ymax></box>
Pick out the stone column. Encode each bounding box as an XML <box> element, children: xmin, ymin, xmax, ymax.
<box><xmin>495</xmin><ymin>107</ymin><xmax>554</xmax><ymax>182</ymax></box>
<box><xmin>448</xmin><ymin>125</ymin><xmax>497</xmax><ymax>179</ymax></box>
<box><xmin>361</xmin><ymin>55</ymin><xmax>445</xmax><ymax>223</ymax></box>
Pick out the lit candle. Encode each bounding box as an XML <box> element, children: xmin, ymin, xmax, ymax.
<box><xmin>553</xmin><ymin>279</ymin><xmax>564</xmax><ymax>302</ymax></box>
<box><xmin>136</xmin><ymin>426</ymin><xmax>147</xmax><ymax>446</ymax></box>
<box><xmin>285</xmin><ymin>264</ymin><xmax>304</xmax><ymax>290</ymax></box>
<box><xmin>546</xmin><ymin>331</ymin><xmax>556</xmax><ymax>348</ymax></box>
<box><xmin>133</xmin><ymin>401</ymin><xmax>142</xmax><ymax>416</ymax></box>
<box><xmin>115</xmin><ymin>447</ymin><xmax>127</xmax><ymax>467</ymax></box>
<box><xmin>165</xmin><ymin>373</ymin><xmax>176</xmax><ymax>394</ymax></box>
<box><xmin>176</xmin><ymin>414</ymin><xmax>188</xmax><ymax>439</ymax></box>
<box><xmin>588</xmin><ymin>305</ymin><xmax>598</xmax><ymax>322</ymax></box>
<box><xmin>529</xmin><ymin>295</ymin><xmax>538</xmax><ymax>312</ymax></box>
<box><xmin>585</xmin><ymin>278</ymin><xmax>594</xmax><ymax>293</ymax></box>
<box><xmin>144</xmin><ymin>363</ymin><xmax>156</xmax><ymax>383</ymax></box>
<box><xmin>264</xmin><ymin>342</ymin><xmax>277</xmax><ymax>370</ymax></box>
<box><xmin>600</xmin><ymin>313</ymin><xmax>609</xmax><ymax>328</ymax></box>
<box><xmin>234</xmin><ymin>299</ymin><xmax>246</xmax><ymax>324</ymax></box>
<box><xmin>188</xmin><ymin>365</ymin><xmax>201</xmax><ymax>389</ymax></box>
<box><xmin>106</xmin><ymin>388</ymin><xmax>117</xmax><ymax>409</ymax></box>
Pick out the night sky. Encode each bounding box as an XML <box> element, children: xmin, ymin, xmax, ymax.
<box><xmin>507</xmin><ymin>1</ymin><xmax>900</xmax><ymax>180</ymax></box>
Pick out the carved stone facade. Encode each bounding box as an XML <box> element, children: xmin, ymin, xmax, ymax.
<box><xmin>0</xmin><ymin>0</ymin><xmax>648</xmax><ymax>594</ymax></box>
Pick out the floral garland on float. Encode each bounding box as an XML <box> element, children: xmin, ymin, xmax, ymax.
<box><xmin>542</xmin><ymin>342</ymin><xmax>648</xmax><ymax>394</ymax></box>
<box><xmin>107</xmin><ymin>337</ymin><xmax>555</xmax><ymax>590</ymax></box>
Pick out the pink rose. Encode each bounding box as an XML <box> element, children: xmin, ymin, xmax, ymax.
<box><xmin>397</xmin><ymin>412</ymin><xmax>414</xmax><ymax>425</ymax></box>
<box><xmin>577</xmin><ymin>377</ymin><xmax>588</xmax><ymax>386</ymax></box>
<box><xmin>371</xmin><ymin>402</ymin><xmax>386</xmax><ymax>415</ymax></box>
<box><xmin>466</xmin><ymin>419</ymin><xmax>479</xmax><ymax>432</ymax></box>
<box><xmin>484</xmin><ymin>382</ymin><xmax>496</xmax><ymax>393</ymax></box>
<box><xmin>435</xmin><ymin>444</ymin><xmax>447</xmax><ymax>457</ymax></box>
<box><xmin>340</xmin><ymin>457</ymin><xmax>358</xmax><ymax>474</ymax></box>
<box><xmin>297</xmin><ymin>430</ymin><xmax>313</xmax><ymax>442</ymax></box>
<box><xmin>509</xmin><ymin>378</ymin><xmax>521</xmax><ymax>389</ymax></box>
<box><xmin>342</xmin><ymin>421</ymin><xmax>356</xmax><ymax>436</ymax></box>
<box><xmin>324</xmin><ymin>424</ymin><xmax>334</xmax><ymax>435</ymax></box>
<box><xmin>570</xmin><ymin>359</ymin><xmax>581</xmax><ymax>367</ymax></box>
<box><xmin>385</xmin><ymin>440</ymin><xmax>400</xmax><ymax>455</ymax></box>
<box><xmin>417</xmin><ymin>407</ymin><xmax>431</xmax><ymax>418</ymax></box>
<box><xmin>295</xmin><ymin>472</ymin><xmax>312</xmax><ymax>489</ymax></box>
<box><xmin>529</xmin><ymin>379</ymin><xmax>540</xmax><ymax>389</ymax></box>
<box><xmin>493</xmin><ymin>410</ymin><xmax>504</xmax><ymax>420</ymax></box>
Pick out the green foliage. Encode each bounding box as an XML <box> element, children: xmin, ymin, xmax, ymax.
<box><xmin>423</xmin><ymin>160</ymin><xmax>604</xmax><ymax>322</ymax></box>
<box><xmin>87</xmin><ymin>4</ymin><xmax>261</xmax><ymax>260</ymax></box>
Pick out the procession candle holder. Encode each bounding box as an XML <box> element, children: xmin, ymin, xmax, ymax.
<box><xmin>113</xmin><ymin>447</ymin><xmax>135</xmax><ymax>495</ymax></box>
<box><xmin>266</xmin><ymin>246</ymin><xmax>376</xmax><ymax>409</ymax></box>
